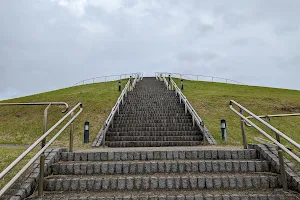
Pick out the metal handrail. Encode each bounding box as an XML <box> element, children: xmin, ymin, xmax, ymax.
<box><xmin>73</xmin><ymin>73</ymin><xmax>141</xmax><ymax>86</ymax></box>
<box><xmin>156</xmin><ymin>72</ymin><xmax>244</xmax><ymax>85</ymax></box>
<box><xmin>0</xmin><ymin>103</ymin><xmax>83</xmax><ymax>197</ymax></box>
<box><xmin>161</xmin><ymin>75</ymin><xmax>210</xmax><ymax>143</ymax></box>
<box><xmin>99</xmin><ymin>73</ymin><xmax>141</xmax><ymax>146</ymax></box>
<box><xmin>245</xmin><ymin>113</ymin><xmax>300</xmax><ymax>127</ymax></box>
<box><xmin>0</xmin><ymin>102</ymin><xmax>68</xmax><ymax>179</ymax></box>
<box><xmin>229</xmin><ymin>100</ymin><xmax>300</xmax><ymax>191</ymax></box>
<box><xmin>0</xmin><ymin>102</ymin><xmax>69</xmax><ymax>112</ymax></box>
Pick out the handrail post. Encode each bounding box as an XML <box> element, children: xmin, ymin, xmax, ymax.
<box><xmin>240</xmin><ymin>108</ymin><xmax>247</xmax><ymax>149</ymax></box>
<box><xmin>275</xmin><ymin>132</ymin><xmax>288</xmax><ymax>191</ymax></box>
<box><xmin>38</xmin><ymin>154</ymin><xmax>45</xmax><ymax>196</ymax></box>
<box><xmin>69</xmin><ymin>112</ymin><xmax>74</xmax><ymax>152</ymax></box>
<box><xmin>38</xmin><ymin>103</ymin><xmax>51</xmax><ymax>196</ymax></box>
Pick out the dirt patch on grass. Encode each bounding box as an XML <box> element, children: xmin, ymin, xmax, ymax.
<box><xmin>275</xmin><ymin>105</ymin><xmax>300</xmax><ymax>112</ymax></box>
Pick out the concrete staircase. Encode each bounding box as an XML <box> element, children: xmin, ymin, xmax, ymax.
<box><xmin>26</xmin><ymin>147</ymin><xmax>299</xmax><ymax>199</ymax></box>
<box><xmin>104</xmin><ymin>77</ymin><xmax>204</xmax><ymax>147</ymax></box>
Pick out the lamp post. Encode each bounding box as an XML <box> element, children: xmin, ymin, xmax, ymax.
<box><xmin>118</xmin><ymin>81</ymin><xmax>121</xmax><ymax>91</ymax></box>
<box><xmin>84</xmin><ymin>121</ymin><xmax>89</xmax><ymax>143</ymax></box>
<box><xmin>181</xmin><ymin>79</ymin><xmax>184</xmax><ymax>90</ymax></box>
<box><xmin>221</xmin><ymin>119</ymin><xmax>227</xmax><ymax>142</ymax></box>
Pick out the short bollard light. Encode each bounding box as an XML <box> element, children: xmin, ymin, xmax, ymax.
<box><xmin>221</xmin><ymin>119</ymin><xmax>227</xmax><ymax>142</ymax></box>
<box><xmin>118</xmin><ymin>81</ymin><xmax>121</xmax><ymax>91</ymax></box>
<box><xmin>84</xmin><ymin>121</ymin><xmax>89</xmax><ymax>143</ymax></box>
<box><xmin>181</xmin><ymin>79</ymin><xmax>184</xmax><ymax>90</ymax></box>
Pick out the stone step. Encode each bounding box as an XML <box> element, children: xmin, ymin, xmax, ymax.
<box><xmin>44</xmin><ymin>174</ymin><xmax>280</xmax><ymax>192</ymax></box>
<box><xmin>117</xmin><ymin>111</ymin><xmax>188</xmax><ymax>114</ymax></box>
<box><xmin>117</xmin><ymin>112</ymin><xmax>190</xmax><ymax>117</ymax></box>
<box><xmin>112</xmin><ymin>119</ymin><xmax>193</xmax><ymax>123</ymax></box>
<box><xmin>109</xmin><ymin>127</ymin><xmax>198</xmax><ymax>132</ymax></box>
<box><xmin>60</xmin><ymin>149</ymin><xmax>258</xmax><ymax>162</ymax></box>
<box><xmin>52</xmin><ymin>160</ymin><xmax>269</xmax><ymax>175</ymax></box>
<box><xmin>105</xmin><ymin>136</ymin><xmax>202</xmax><ymax>142</ymax></box>
<box><xmin>106</xmin><ymin>141</ymin><xmax>202</xmax><ymax>147</ymax></box>
<box><xmin>27</xmin><ymin>189</ymin><xmax>296</xmax><ymax>200</ymax></box>
<box><xmin>114</xmin><ymin>116</ymin><xmax>193</xmax><ymax>120</ymax></box>
<box><xmin>106</xmin><ymin>131</ymin><xmax>200</xmax><ymax>137</ymax></box>
<box><xmin>110</xmin><ymin>123</ymin><xmax>194</xmax><ymax>128</ymax></box>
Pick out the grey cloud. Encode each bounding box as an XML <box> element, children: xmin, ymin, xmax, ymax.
<box><xmin>1</xmin><ymin>0</ymin><xmax>300</xmax><ymax>100</ymax></box>
<box><xmin>177</xmin><ymin>51</ymin><xmax>219</xmax><ymax>63</ymax></box>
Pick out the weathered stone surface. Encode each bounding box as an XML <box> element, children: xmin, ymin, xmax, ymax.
<box><xmin>150</xmin><ymin>177</ymin><xmax>158</xmax><ymax>189</ymax></box>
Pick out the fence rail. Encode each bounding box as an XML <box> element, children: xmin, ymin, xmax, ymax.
<box><xmin>245</xmin><ymin>113</ymin><xmax>300</xmax><ymax>127</ymax></box>
<box><xmin>156</xmin><ymin>72</ymin><xmax>244</xmax><ymax>85</ymax></box>
<box><xmin>0</xmin><ymin>103</ymin><xmax>83</xmax><ymax>197</ymax></box>
<box><xmin>229</xmin><ymin>100</ymin><xmax>300</xmax><ymax>191</ymax></box>
<box><xmin>73</xmin><ymin>73</ymin><xmax>141</xmax><ymax>86</ymax></box>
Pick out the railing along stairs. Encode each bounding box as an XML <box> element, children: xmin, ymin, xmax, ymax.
<box><xmin>229</xmin><ymin>100</ymin><xmax>300</xmax><ymax>191</ymax></box>
<box><xmin>93</xmin><ymin>73</ymin><xmax>143</xmax><ymax>147</ymax></box>
<box><xmin>74</xmin><ymin>73</ymin><xmax>141</xmax><ymax>86</ymax></box>
<box><xmin>156</xmin><ymin>73</ymin><xmax>216</xmax><ymax>145</ymax></box>
<box><xmin>0</xmin><ymin>102</ymin><xmax>83</xmax><ymax>197</ymax></box>
<box><xmin>156</xmin><ymin>72</ymin><xmax>244</xmax><ymax>85</ymax></box>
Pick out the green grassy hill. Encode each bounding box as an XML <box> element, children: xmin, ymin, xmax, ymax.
<box><xmin>0</xmin><ymin>80</ymin><xmax>128</xmax><ymax>148</ymax></box>
<box><xmin>173</xmin><ymin>78</ymin><xmax>300</xmax><ymax>147</ymax></box>
<box><xmin>1</xmin><ymin>78</ymin><xmax>299</xmax><ymax>149</ymax></box>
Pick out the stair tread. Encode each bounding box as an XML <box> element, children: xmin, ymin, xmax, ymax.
<box><xmin>46</xmin><ymin>172</ymin><xmax>278</xmax><ymax>179</ymax></box>
<box><xmin>27</xmin><ymin>188</ymin><xmax>295</xmax><ymax>199</ymax></box>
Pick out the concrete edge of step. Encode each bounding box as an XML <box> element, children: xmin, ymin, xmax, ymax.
<box><xmin>250</xmin><ymin>143</ymin><xmax>300</xmax><ymax>193</ymax></box>
<box><xmin>3</xmin><ymin>148</ymin><xmax>67</xmax><ymax>200</ymax></box>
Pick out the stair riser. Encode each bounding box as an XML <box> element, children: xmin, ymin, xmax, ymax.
<box><xmin>110</xmin><ymin>123</ymin><xmax>195</xmax><ymax>128</ymax></box>
<box><xmin>109</xmin><ymin>127</ymin><xmax>198</xmax><ymax>132</ymax></box>
<box><xmin>52</xmin><ymin>161</ymin><xmax>269</xmax><ymax>175</ymax></box>
<box><xmin>106</xmin><ymin>132</ymin><xmax>200</xmax><ymax>137</ymax></box>
<box><xmin>106</xmin><ymin>141</ymin><xmax>202</xmax><ymax>147</ymax></box>
<box><xmin>61</xmin><ymin>150</ymin><xmax>258</xmax><ymax>162</ymax></box>
<box><xmin>105</xmin><ymin>136</ymin><xmax>202</xmax><ymax>142</ymax></box>
<box><xmin>44</xmin><ymin>175</ymin><xmax>279</xmax><ymax>192</ymax></box>
<box><xmin>25</xmin><ymin>194</ymin><xmax>290</xmax><ymax>200</ymax></box>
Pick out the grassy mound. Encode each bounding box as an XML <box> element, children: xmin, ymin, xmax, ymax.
<box><xmin>0</xmin><ymin>80</ymin><xmax>128</xmax><ymax>148</ymax></box>
<box><xmin>173</xmin><ymin>78</ymin><xmax>300</xmax><ymax>147</ymax></box>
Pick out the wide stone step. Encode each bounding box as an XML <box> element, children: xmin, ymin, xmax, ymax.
<box><xmin>106</xmin><ymin>131</ymin><xmax>200</xmax><ymax>137</ymax></box>
<box><xmin>105</xmin><ymin>136</ymin><xmax>202</xmax><ymax>142</ymax></box>
<box><xmin>116</xmin><ymin>113</ymin><xmax>191</xmax><ymax>116</ymax></box>
<box><xmin>109</xmin><ymin>127</ymin><xmax>198</xmax><ymax>132</ymax></box>
<box><xmin>106</xmin><ymin>141</ymin><xmax>202</xmax><ymax>147</ymax></box>
<box><xmin>60</xmin><ymin>149</ymin><xmax>258</xmax><ymax>162</ymax></box>
<box><xmin>52</xmin><ymin>160</ymin><xmax>269</xmax><ymax>175</ymax></box>
<box><xmin>119</xmin><ymin>110</ymin><xmax>184</xmax><ymax>115</ymax></box>
<box><xmin>111</xmin><ymin>119</ymin><xmax>192</xmax><ymax>123</ymax></box>
<box><xmin>44</xmin><ymin>174</ymin><xmax>280</xmax><ymax>192</ymax></box>
<box><xmin>27</xmin><ymin>189</ymin><xmax>295</xmax><ymax>200</ymax></box>
<box><xmin>114</xmin><ymin>116</ymin><xmax>192</xmax><ymax>120</ymax></box>
<box><xmin>110</xmin><ymin>123</ymin><xmax>194</xmax><ymax>128</ymax></box>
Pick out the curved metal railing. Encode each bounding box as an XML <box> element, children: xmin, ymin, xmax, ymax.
<box><xmin>160</xmin><ymin>75</ymin><xmax>216</xmax><ymax>144</ymax></box>
<box><xmin>93</xmin><ymin>73</ymin><xmax>142</xmax><ymax>147</ymax></box>
<box><xmin>0</xmin><ymin>103</ymin><xmax>83</xmax><ymax>197</ymax></box>
<box><xmin>73</xmin><ymin>73</ymin><xmax>141</xmax><ymax>86</ymax></box>
<box><xmin>156</xmin><ymin>72</ymin><xmax>244</xmax><ymax>85</ymax></box>
<box><xmin>229</xmin><ymin>100</ymin><xmax>300</xmax><ymax>191</ymax></box>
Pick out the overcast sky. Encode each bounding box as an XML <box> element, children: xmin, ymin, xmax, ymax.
<box><xmin>1</xmin><ymin>0</ymin><xmax>300</xmax><ymax>100</ymax></box>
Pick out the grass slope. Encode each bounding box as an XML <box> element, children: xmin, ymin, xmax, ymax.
<box><xmin>173</xmin><ymin>78</ymin><xmax>300</xmax><ymax>147</ymax></box>
<box><xmin>0</xmin><ymin>80</ymin><xmax>128</xmax><ymax>148</ymax></box>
